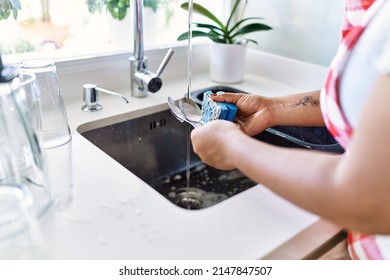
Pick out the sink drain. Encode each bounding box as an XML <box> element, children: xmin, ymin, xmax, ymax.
<box><xmin>149</xmin><ymin>162</ymin><xmax>255</xmax><ymax>210</ymax></box>
<box><xmin>170</xmin><ymin>188</ymin><xmax>229</xmax><ymax>210</ymax></box>
<box><xmin>172</xmin><ymin>188</ymin><xmax>204</xmax><ymax>210</ymax></box>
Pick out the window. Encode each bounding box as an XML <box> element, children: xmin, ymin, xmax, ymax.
<box><xmin>0</xmin><ymin>0</ymin><xmax>228</xmax><ymax>61</ymax></box>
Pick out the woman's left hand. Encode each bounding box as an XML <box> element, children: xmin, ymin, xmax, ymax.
<box><xmin>190</xmin><ymin>120</ymin><xmax>242</xmax><ymax>170</ymax></box>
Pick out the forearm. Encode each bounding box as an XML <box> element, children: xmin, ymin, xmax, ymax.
<box><xmin>269</xmin><ymin>90</ymin><xmax>325</xmax><ymax>126</ymax></box>
<box><xmin>229</xmin><ymin>134</ymin><xmax>339</xmax><ymax>216</ymax></box>
<box><xmin>226</xmin><ymin>76</ymin><xmax>390</xmax><ymax>234</ymax></box>
<box><xmin>225</xmin><ymin>132</ymin><xmax>384</xmax><ymax>233</ymax></box>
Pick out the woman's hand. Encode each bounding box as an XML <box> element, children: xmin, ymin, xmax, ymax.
<box><xmin>191</xmin><ymin>120</ymin><xmax>243</xmax><ymax>170</ymax></box>
<box><xmin>212</xmin><ymin>90</ymin><xmax>325</xmax><ymax>131</ymax></box>
<box><xmin>211</xmin><ymin>93</ymin><xmax>274</xmax><ymax>136</ymax></box>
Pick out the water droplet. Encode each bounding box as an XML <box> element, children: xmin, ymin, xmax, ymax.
<box><xmin>168</xmin><ymin>191</ymin><xmax>176</xmax><ymax>198</ymax></box>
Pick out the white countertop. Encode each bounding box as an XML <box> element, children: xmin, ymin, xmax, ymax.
<box><xmin>39</xmin><ymin>49</ymin><xmax>343</xmax><ymax>259</ymax></box>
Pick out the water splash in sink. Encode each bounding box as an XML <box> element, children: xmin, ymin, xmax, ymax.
<box><xmin>149</xmin><ymin>162</ymin><xmax>255</xmax><ymax>210</ymax></box>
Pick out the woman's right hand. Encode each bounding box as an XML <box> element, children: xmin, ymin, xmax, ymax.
<box><xmin>211</xmin><ymin>93</ymin><xmax>275</xmax><ymax>136</ymax></box>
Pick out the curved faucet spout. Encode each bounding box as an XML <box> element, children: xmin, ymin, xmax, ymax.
<box><xmin>130</xmin><ymin>0</ymin><xmax>174</xmax><ymax>98</ymax></box>
<box><xmin>133</xmin><ymin>0</ymin><xmax>144</xmax><ymax>63</ymax></box>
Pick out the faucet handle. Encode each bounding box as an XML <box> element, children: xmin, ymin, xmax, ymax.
<box><xmin>156</xmin><ymin>48</ymin><xmax>174</xmax><ymax>77</ymax></box>
<box><xmin>145</xmin><ymin>48</ymin><xmax>174</xmax><ymax>94</ymax></box>
<box><xmin>131</xmin><ymin>48</ymin><xmax>175</xmax><ymax>96</ymax></box>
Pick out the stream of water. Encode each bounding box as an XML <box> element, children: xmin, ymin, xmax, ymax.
<box><xmin>185</xmin><ymin>0</ymin><xmax>194</xmax><ymax>201</ymax></box>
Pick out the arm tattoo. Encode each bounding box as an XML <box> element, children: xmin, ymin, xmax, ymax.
<box><xmin>288</xmin><ymin>96</ymin><xmax>320</xmax><ymax>108</ymax></box>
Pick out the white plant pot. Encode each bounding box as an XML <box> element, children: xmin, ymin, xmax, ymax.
<box><xmin>209</xmin><ymin>42</ymin><xmax>247</xmax><ymax>84</ymax></box>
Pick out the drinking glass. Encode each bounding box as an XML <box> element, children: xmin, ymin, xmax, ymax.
<box><xmin>20</xmin><ymin>58</ymin><xmax>73</xmax><ymax>210</ymax></box>
<box><xmin>16</xmin><ymin>72</ymin><xmax>42</xmax><ymax>137</ymax></box>
<box><xmin>0</xmin><ymin>184</ymin><xmax>46</xmax><ymax>259</ymax></box>
<box><xmin>0</xmin><ymin>75</ymin><xmax>52</xmax><ymax>217</ymax></box>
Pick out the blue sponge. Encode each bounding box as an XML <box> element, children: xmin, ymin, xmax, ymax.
<box><xmin>201</xmin><ymin>91</ymin><xmax>238</xmax><ymax>123</ymax></box>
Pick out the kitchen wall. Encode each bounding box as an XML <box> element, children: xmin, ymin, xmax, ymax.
<box><xmin>244</xmin><ymin>0</ymin><xmax>347</xmax><ymax>66</ymax></box>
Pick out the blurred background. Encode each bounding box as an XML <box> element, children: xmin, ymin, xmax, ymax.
<box><xmin>0</xmin><ymin>0</ymin><xmax>345</xmax><ymax>66</ymax></box>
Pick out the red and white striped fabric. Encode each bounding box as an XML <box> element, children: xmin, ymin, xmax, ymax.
<box><xmin>341</xmin><ymin>0</ymin><xmax>377</xmax><ymax>38</ymax></box>
<box><xmin>320</xmin><ymin>0</ymin><xmax>389</xmax><ymax>260</ymax></box>
<box><xmin>321</xmin><ymin>0</ymin><xmax>376</xmax><ymax>149</ymax></box>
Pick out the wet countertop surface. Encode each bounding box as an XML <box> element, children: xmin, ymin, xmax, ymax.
<box><xmin>39</xmin><ymin>50</ymin><xmax>343</xmax><ymax>259</ymax></box>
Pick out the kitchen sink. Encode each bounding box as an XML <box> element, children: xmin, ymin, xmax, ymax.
<box><xmin>78</xmin><ymin>86</ymin><xmax>343</xmax><ymax>210</ymax></box>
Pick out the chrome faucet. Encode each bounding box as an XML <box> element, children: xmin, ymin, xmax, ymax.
<box><xmin>130</xmin><ymin>0</ymin><xmax>174</xmax><ymax>98</ymax></box>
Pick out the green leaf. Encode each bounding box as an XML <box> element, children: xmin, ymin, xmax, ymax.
<box><xmin>177</xmin><ymin>0</ymin><xmax>273</xmax><ymax>45</ymax></box>
<box><xmin>11</xmin><ymin>7</ymin><xmax>18</xmax><ymax>19</ymax></box>
<box><xmin>0</xmin><ymin>1</ymin><xmax>12</xmax><ymax>20</ymax></box>
<box><xmin>107</xmin><ymin>0</ymin><xmax>129</xmax><ymax>20</ymax></box>
<box><xmin>177</xmin><ymin>30</ymin><xmax>224</xmax><ymax>43</ymax></box>
<box><xmin>177</xmin><ymin>30</ymin><xmax>209</xmax><ymax>41</ymax></box>
<box><xmin>144</xmin><ymin>0</ymin><xmax>158</xmax><ymax>12</ymax></box>
<box><xmin>9</xmin><ymin>0</ymin><xmax>21</xmax><ymax>9</ymax></box>
<box><xmin>245</xmin><ymin>38</ymin><xmax>258</xmax><ymax>45</ymax></box>
<box><xmin>0</xmin><ymin>10</ymin><xmax>10</xmax><ymax>21</ymax></box>
<box><xmin>194</xmin><ymin>23</ymin><xmax>223</xmax><ymax>34</ymax></box>
<box><xmin>226</xmin><ymin>0</ymin><xmax>242</xmax><ymax>30</ymax></box>
<box><xmin>231</xmin><ymin>23</ymin><xmax>272</xmax><ymax>39</ymax></box>
<box><xmin>229</xmin><ymin>17</ymin><xmax>265</xmax><ymax>34</ymax></box>
<box><xmin>87</xmin><ymin>0</ymin><xmax>106</xmax><ymax>13</ymax></box>
<box><xmin>181</xmin><ymin>2</ymin><xmax>224</xmax><ymax>29</ymax></box>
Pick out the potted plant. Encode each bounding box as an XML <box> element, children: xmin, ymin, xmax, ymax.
<box><xmin>177</xmin><ymin>0</ymin><xmax>272</xmax><ymax>83</ymax></box>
